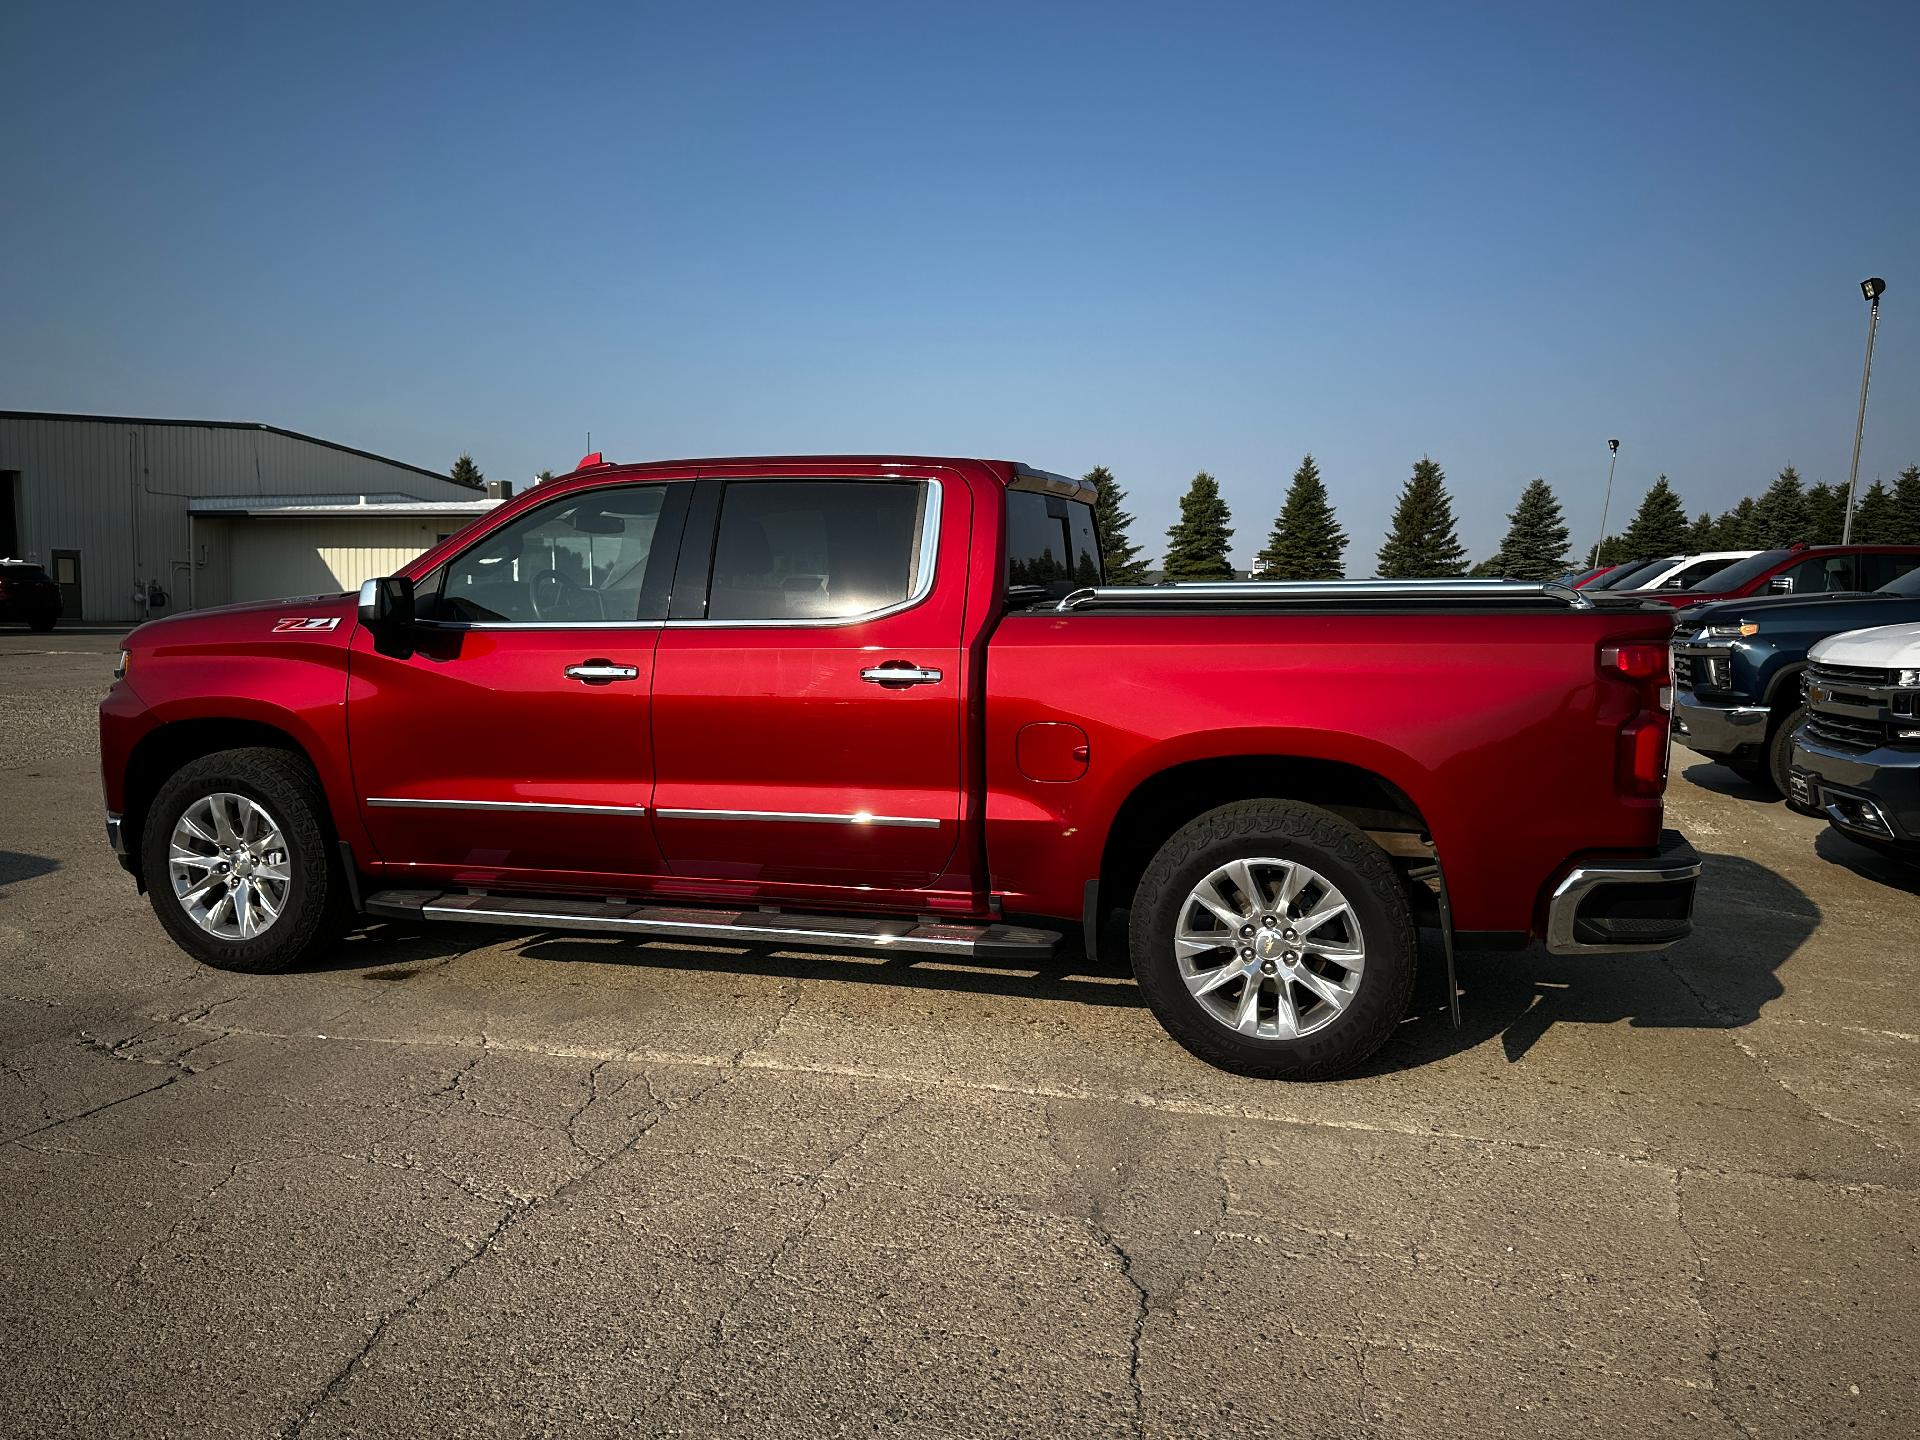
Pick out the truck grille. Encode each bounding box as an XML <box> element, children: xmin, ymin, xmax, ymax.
<box><xmin>1673</xmin><ymin>654</ymin><xmax>1692</xmax><ymax>691</ymax></box>
<box><xmin>1804</xmin><ymin>662</ymin><xmax>1916</xmax><ymax>751</ymax></box>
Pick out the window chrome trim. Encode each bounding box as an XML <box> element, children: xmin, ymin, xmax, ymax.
<box><xmin>671</xmin><ymin>476</ymin><xmax>943</xmax><ymax>629</ymax></box>
<box><xmin>413</xmin><ymin>619</ymin><xmax>667</xmax><ymax>632</ymax></box>
<box><xmin>654</xmin><ymin>807</ymin><xmax>942</xmax><ymax>829</ymax></box>
<box><xmin>367</xmin><ymin>797</ymin><xmax>649</xmax><ymax>815</ymax></box>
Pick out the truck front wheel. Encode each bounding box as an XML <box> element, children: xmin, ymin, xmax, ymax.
<box><xmin>1128</xmin><ymin>800</ymin><xmax>1417</xmax><ymax>1080</ymax></box>
<box><xmin>139</xmin><ymin>747</ymin><xmax>345</xmax><ymax>973</ymax></box>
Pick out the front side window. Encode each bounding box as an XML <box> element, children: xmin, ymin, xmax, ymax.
<box><xmin>1689</xmin><ymin>549</ymin><xmax>1788</xmax><ymax>593</ymax></box>
<box><xmin>706</xmin><ymin>480</ymin><xmax>931</xmax><ymax>622</ymax></box>
<box><xmin>429</xmin><ymin>485</ymin><xmax>667</xmax><ymax>623</ymax></box>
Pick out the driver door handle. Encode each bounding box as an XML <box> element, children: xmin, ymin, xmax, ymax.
<box><xmin>860</xmin><ymin>663</ymin><xmax>943</xmax><ymax>687</ymax></box>
<box><xmin>565</xmin><ymin>660</ymin><xmax>640</xmax><ymax>685</ymax></box>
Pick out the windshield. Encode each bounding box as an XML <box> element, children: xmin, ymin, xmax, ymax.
<box><xmin>1600</xmin><ymin>558</ymin><xmax>1676</xmax><ymax>590</ymax></box>
<box><xmin>1881</xmin><ymin>566</ymin><xmax>1920</xmax><ymax>597</ymax></box>
<box><xmin>1687</xmin><ymin>549</ymin><xmax>1789</xmax><ymax>593</ymax></box>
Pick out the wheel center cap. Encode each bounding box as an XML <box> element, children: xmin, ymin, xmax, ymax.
<box><xmin>1254</xmin><ymin>929</ymin><xmax>1285</xmax><ymax>960</ymax></box>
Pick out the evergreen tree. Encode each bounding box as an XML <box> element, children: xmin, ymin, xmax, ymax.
<box><xmin>536</xmin><ymin>469</ymin><xmax>556</xmax><ymax>483</ymax></box>
<box><xmin>1617</xmin><ymin>475</ymin><xmax>1690</xmax><ymax>556</ymax></box>
<box><xmin>1468</xmin><ymin>556</ymin><xmax>1504</xmax><ymax>577</ymax></box>
<box><xmin>1894</xmin><ymin>465</ymin><xmax>1920</xmax><ymax>545</ymax></box>
<box><xmin>1376</xmin><ymin>458</ymin><xmax>1466</xmax><ymax>578</ymax></box>
<box><xmin>1085</xmin><ymin>466</ymin><xmax>1151</xmax><ymax>583</ymax></box>
<box><xmin>1255</xmin><ymin>454</ymin><xmax>1347</xmax><ymax>579</ymax></box>
<box><xmin>1687</xmin><ymin>512</ymin><xmax>1716</xmax><ymax>550</ymax></box>
<box><xmin>1750</xmin><ymin>466</ymin><xmax>1808</xmax><ymax>546</ymax></box>
<box><xmin>1802</xmin><ymin>482</ymin><xmax>1846</xmax><ymax>544</ymax></box>
<box><xmin>1595</xmin><ymin>535</ymin><xmax>1634</xmax><ymax>566</ymax></box>
<box><xmin>1488</xmin><ymin>478</ymin><xmax>1571</xmax><ymax>580</ymax></box>
<box><xmin>1162</xmin><ymin>472</ymin><xmax>1235</xmax><ymax>581</ymax></box>
<box><xmin>450</xmin><ymin>454</ymin><xmax>485</xmax><ymax>488</ymax></box>
<box><xmin>1852</xmin><ymin>479</ymin><xmax>1899</xmax><ymax>543</ymax></box>
<box><xmin>1713</xmin><ymin>497</ymin><xmax>1760</xmax><ymax>549</ymax></box>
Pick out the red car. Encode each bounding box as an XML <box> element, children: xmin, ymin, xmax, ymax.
<box><xmin>1649</xmin><ymin>543</ymin><xmax>1920</xmax><ymax>608</ymax></box>
<box><xmin>100</xmin><ymin>454</ymin><xmax>1697</xmax><ymax>1079</ymax></box>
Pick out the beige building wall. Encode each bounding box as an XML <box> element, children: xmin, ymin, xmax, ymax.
<box><xmin>223</xmin><ymin>516</ymin><xmax>460</xmax><ymax>602</ymax></box>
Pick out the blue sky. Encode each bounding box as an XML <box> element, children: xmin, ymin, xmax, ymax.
<box><xmin>5</xmin><ymin>1</ymin><xmax>1916</xmax><ymax>570</ymax></box>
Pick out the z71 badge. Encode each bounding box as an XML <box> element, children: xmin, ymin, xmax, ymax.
<box><xmin>272</xmin><ymin>617</ymin><xmax>341</xmax><ymax>632</ymax></box>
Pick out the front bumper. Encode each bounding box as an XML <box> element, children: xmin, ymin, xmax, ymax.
<box><xmin>1545</xmin><ymin>829</ymin><xmax>1701</xmax><ymax>954</ymax></box>
<box><xmin>1671</xmin><ymin>689</ymin><xmax>1769</xmax><ymax>757</ymax></box>
<box><xmin>1788</xmin><ymin>732</ymin><xmax>1920</xmax><ymax>850</ymax></box>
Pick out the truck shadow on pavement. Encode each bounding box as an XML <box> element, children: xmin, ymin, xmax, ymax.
<box><xmin>0</xmin><ymin>850</ymin><xmax>59</xmax><ymax>897</ymax></box>
<box><xmin>315</xmin><ymin>852</ymin><xmax>1811</xmax><ymax>1077</ymax></box>
<box><xmin>1813</xmin><ymin>829</ymin><xmax>1920</xmax><ymax>897</ymax></box>
<box><xmin>1366</xmin><ymin>850</ymin><xmax>1812</xmax><ymax>1073</ymax></box>
<box><xmin>1680</xmin><ymin>758</ymin><xmax>1782</xmax><ymax>805</ymax></box>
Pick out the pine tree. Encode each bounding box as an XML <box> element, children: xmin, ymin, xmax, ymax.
<box><xmin>1488</xmin><ymin>478</ymin><xmax>1571</xmax><ymax>580</ymax></box>
<box><xmin>1894</xmin><ymin>465</ymin><xmax>1920</xmax><ymax>545</ymax></box>
<box><xmin>1852</xmin><ymin>480</ymin><xmax>1899</xmax><ymax>543</ymax></box>
<box><xmin>1255</xmin><ymin>454</ymin><xmax>1347</xmax><ymax>579</ymax></box>
<box><xmin>536</xmin><ymin>469</ymin><xmax>556</xmax><ymax>483</ymax></box>
<box><xmin>1376</xmin><ymin>458</ymin><xmax>1466</xmax><ymax>578</ymax></box>
<box><xmin>1687</xmin><ymin>512</ymin><xmax>1716</xmax><ymax>550</ymax></box>
<box><xmin>1715</xmin><ymin>497</ymin><xmax>1759</xmax><ymax>549</ymax></box>
<box><xmin>1085</xmin><ymin>466</ymin><xmax>1151</xmax><ymax>583</ymax></box>
<box><xmin>1750</xmin><ymin>466</ymin><xmax>1808</xmax><ymax>546</ymax></box>
<box><xmin>1162</xmin><ymin>472</ymin><xmax>1235</xmax><ymax>581</ymax></box>
<box><xmin>451</xmin><ymin>454</ymin><xmax>485</xmax><ymax>488</ymax></box>
<box><xmin>1617</xmin><ymin>475</ymin><xmax>1690</xmax><ymax>556</ymax></box>
<box><xmin>1802</xmin><ymin>482</ymin><xmax>1846</xmax><ymax>544</ymax></box>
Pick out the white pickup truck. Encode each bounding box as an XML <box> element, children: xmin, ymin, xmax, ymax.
<box><xmin>1789</xmin><ymin>620</ymin><xmax>1920</xmax><ymax>859</ymax></box>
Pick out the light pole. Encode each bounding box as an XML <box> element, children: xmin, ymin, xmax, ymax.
<box><xmin>1589</xmin><ymin>438</ymin><xmax>1621</xmax><ymax>569</ymax></box>
<box><xmin>1841</xmin><ymin>277</ymin><xmax>1886</xmax><ymax>544</ymax></box>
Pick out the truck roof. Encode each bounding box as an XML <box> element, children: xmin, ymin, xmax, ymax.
<box><xmin>552</xmin><ymin>454</ymin><xmax>1089</xmax><ymax>498</ymax></box>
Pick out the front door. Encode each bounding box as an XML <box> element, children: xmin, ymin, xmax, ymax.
<box><xmin>649</xmin><ymin>473</ymin><xmax>968</xmax><ymax>893</ymax></box>
<box><xmin>51</xmin><ymin>549</ymin><xmax>81</xmax><ymax>617</ymax></box>
<box><xmin>347</xmin><ymin>479</ymin><xmax>687</xmax><ymax>881</ymax></box>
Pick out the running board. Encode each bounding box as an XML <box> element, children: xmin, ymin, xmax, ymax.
<box><xmin>362</xmin><ymin>889</ymin><xmax>1061</xmax><ymax>961</ymax></box>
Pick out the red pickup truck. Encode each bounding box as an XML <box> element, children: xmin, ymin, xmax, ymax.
<box><xmin>100</xmin><ymin>455</ymin><xmax>1698</xmax><ymax>1078</ymax></box>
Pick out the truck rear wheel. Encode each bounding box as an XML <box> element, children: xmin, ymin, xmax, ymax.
<box><xmin>140</xmin><ymin>747</ymin><xmax>345</xmax><ymax>974</ymax></box>
<box><xmin>1128</xmin><ymin>800</ymin><xmax>1417</xmax><ymax>1080</ymax></box>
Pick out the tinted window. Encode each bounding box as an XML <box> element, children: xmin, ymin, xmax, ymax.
<box><xmin>1</xmin><ymin>563</ymin><xmax>49</xmax><ymax>580</ymax></box>
<box><xmin>1598</xmin><ymin>559</ymin><xmax>1673</xmax><ymax>590</ymax></box>
<box><xmin>431</xmin><ymin>485</ymin><xmax>667</xmax><ymax>623</ymax></box>
<box><xmin>1688</xmin><ymin>549</ymin><xmax>1789</xmax><ymax>592</ymax></box>
<box><xmin>1658</xmin><ymin>557</ymin><xmax>1736</xmax><ymax>590</ymax></box>
<box><xmin>1771</xmin><ymin>553</ymin><xmax>1857</xmax><ymax>595</ymax></box>
<box><xmin>1862</xmin><ymin>553</ymin><xmax>1920</xmax><ymax>591</ymax></box>
<box><xmin>706</xmin><ymin>480</ymin><xmax>930</xmax><ymax>622</ymax></box>
<box><xmin>1007</xmin><ymin>491</ymin><xmax>1102</xmax><ymax>604</ymax></box>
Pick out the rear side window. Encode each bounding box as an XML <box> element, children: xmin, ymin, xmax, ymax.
<box><xmin>1007</xmin><ymin>491</ymin><xmax>1102</xmax><ymax>605</ymax></box>
<box><xmin>706</xmin><ymin>480</ymin><xmax>932</xmax><ymax>622</ymax></box>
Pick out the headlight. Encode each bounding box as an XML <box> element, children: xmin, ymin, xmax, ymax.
<box><xmin>1898</xmin><ymin>668</ymin><xmax>1920</xmax><ymax>688</ymax></box>
<box><xmin>113</xmin><ymin>650</ymin><xmax>131</xmax><ymax>680</ymax></box>
<box><xmin>1703</xmin><ymin>622</ymin><xmax>1758</xmax><ymax>639</ymax></box>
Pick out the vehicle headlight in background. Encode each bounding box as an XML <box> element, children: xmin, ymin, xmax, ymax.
<box><xmin>1898</xmin><ymin>668</ymin><xmax>1920</xmax><ymax>688</ymax></box>
<box><xmin>1703</xmin><ymin>622</ymin><xmax>1758</xmax><ymax>639</ymax></box>
<box><xmin>113</xmin><ymin>650</ymin><xmax>131</xmax><ymax>680</ymax></box>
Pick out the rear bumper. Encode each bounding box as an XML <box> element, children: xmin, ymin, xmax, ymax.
<box><xmin>1545</xmin><ymin>829</ymin><xmax>1700</xmax><ymax>954</ymax></box>
<box><xmin>1788</xmin><ymin>732</ymin><xmax>1920</xmax><ymax>850</ymax></box>
<box><xmin>1671</xmin><ymin>690</ymin><xmax>1768</xmax><ymax>757</ymax></box>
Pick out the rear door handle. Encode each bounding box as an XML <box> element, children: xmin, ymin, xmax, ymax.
<box><xmin>861</xmin><ymin>663</ymin><xmax>943</xmax><ymax>687</ymax></box>
<box><xmin>565</xmin><ymin>660</ymin><xmax>640</xmax><ymax>685</ymax></box>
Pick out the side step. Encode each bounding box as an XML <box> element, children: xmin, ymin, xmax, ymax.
<box><xmin>362</xmin><ymin>889</ymin><xmax>1061</xmax><ymax>961</ymax></box>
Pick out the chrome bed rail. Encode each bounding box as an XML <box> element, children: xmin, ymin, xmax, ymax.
<box><xmin>1054</xmin><ymin>579</ymin><xmax>1596</xmax><ymax>613</ymax></box>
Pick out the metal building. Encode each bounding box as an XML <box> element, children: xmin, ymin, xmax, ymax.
<box><xmin>0</xmin><ymin>410</ymin><xmax>487</xmax><ymax>623</ymax></box>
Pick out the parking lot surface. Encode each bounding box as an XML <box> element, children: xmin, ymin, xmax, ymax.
<box><xmin>3</xmin><ymin>627</ymin><xmax>1917</xmax><ymax>1438</ymax></box>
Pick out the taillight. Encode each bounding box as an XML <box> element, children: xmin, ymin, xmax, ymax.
<box><xmin>1602</xmin><ymin>641</ymin><xmax>1672</xmax><ymax>797</ymax></box>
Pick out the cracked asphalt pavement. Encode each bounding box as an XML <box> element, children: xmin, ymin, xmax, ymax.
<box><xmin>3</xmin><ymin>630</ymin><xmax>1918</xmax><ymax>1437</ymax></box>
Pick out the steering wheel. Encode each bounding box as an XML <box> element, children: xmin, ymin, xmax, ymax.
<box><xmin>528</xmin><ymin>567</ymin><xmax>603</xmax><ymax>622</ymax></box>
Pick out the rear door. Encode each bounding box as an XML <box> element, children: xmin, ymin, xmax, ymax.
<box><xmin>347</xmin><ymin>477</ymin><xmax>688</xmax><ymax>879</ymax></box>
<box><xmin>648</xmin><ymin>471</ymin><xmax>968</xmax><ymax>892</ymax></box>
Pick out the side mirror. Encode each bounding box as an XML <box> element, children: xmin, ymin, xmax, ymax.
<box><xmin>1767</xmin><ymin>576</ymin><xmax>1795</xmax><ymax>594</ymax></box>
<box><xmin>358</xmin><ymin>575</ymin><xmax>416</xmax><ymax>630</ymax></box>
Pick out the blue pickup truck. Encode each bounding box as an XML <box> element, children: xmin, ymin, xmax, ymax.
<box><xmin>1672</xmin><ymin>558</ymin><xmax>1920</xmax><ymax>793</ymax></box>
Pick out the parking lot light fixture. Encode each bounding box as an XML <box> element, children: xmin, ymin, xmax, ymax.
<box><xmin>1589</xmin><ymin>439</ymin><xmax>1621</xmax><ymax>570</ymax></box>
<box><xmin>1841</xmin><ymin>277</ymin><xmax>1886</xmax><ymax>544</ymax></box>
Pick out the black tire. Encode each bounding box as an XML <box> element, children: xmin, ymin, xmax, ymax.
<box><xmin>1128</xmin><ymin>799</ymin><xmax>1417</xmax><ymax>1080</ymax></box>
<box><xmin>27</xmin><ymin>612</ymin><xmax>55</xmax><ymax>633</ymax></box>
<box><xmin>1767</xmin><ymin>706</ymin><xmax>1806</xmax><ymax>798</ymax></box>
<box><xmin>140</xmin><ymin>747</ymin><xmax>344</xmax><ymax>973</ymax></box>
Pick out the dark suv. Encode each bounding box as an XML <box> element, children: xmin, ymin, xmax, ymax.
<box><xmin>1672</xmin><ymin>555</ymin><xmax>1920</xmax><ymax>793</ymax></box>
<box><xmin>0</xmin><ymin>561</ymin><xmax>61</xmax><ymax>631</ymax></box>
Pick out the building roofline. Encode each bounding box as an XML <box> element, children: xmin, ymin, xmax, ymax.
<box><xmin>0</xmin><ymin>409</ymin><xmax>473</xmax><ymax>488</ymax></box>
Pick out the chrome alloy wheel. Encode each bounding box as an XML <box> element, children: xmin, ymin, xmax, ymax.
<box><xmin>168</xmin><ymin>792</ymin><xmax>293</xmax><ymax>940</ymax></box>
<box><xmin>1174</xmin><ymin>856</ymin><xmax>1366</xmax><ymax>1040</ymax></box>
